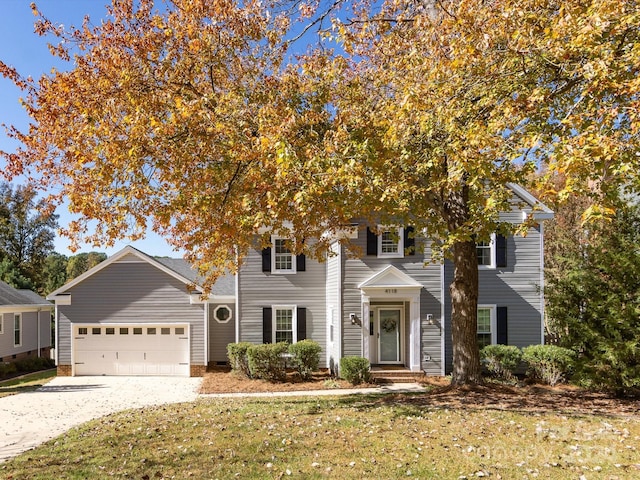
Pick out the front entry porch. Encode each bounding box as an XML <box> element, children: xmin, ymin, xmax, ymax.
<box><xmin>358</xmin><ymin>265</ymin><xmax>424</xmax><ymax>373</ymax></box>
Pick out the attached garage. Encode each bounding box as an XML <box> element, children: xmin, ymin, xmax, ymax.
<box><xmin>49</xmin><ymin>246</ymin><xmax>237</xmax><ymax>377</ymax></box>
<box><xmin>73</xmin><ymin>323</ymin><xmax>190</xmax><ymax>376</ymax></box>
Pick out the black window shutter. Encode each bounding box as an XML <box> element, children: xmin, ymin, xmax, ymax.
<box><xmin>496</xmin><ymin>306</ymin><xmax>508</xmax><ymax>344</ymax></box>
<box><xmin>297</xmin><ymin>307</ymin><xmax>307</xmax><ymax>341</ymax></box>
<box><xmin>296</xmin><ymin>254</ymin><xmax>306</xmax><ymax>271</ymax></box>
<box><xmin>263</xmin><ymin>307</ymin><xmax>272</xmax><ymax>343</ymax></box>
<box><xmin>404</xmin><ymin>226</ymin><xmax>415</xmax><ymax>255</ymax></box>
<box><xmin>262</xmin><ymin>247</ymin><xmax>272</xmax><ymax>272</ymax></box>
<box><xmin>366</xmin><ymin>228</ymin><xmax>378</xmax><ymax>255</ymax></box>
<box><xmin>496</xmin><ymin>234</ymin><xmax>507</xmax><ymax>268</ymax></box>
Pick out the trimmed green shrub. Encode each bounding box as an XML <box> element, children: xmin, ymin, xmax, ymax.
<box><xmin>14</xmin><ymin>356</ymin><xmax>54</xmax><ymax>373</ymax></box>
<box><xmin>340</xmin><ymin>356</ymin><xmax>371</xmax><ymax>385</ymax></box>
<box><xmin>247</xmin><ymin>342</ymin><xmax>288</xmax><ymax>382</ymax></box>
<box><xmin>522</xmin><ymin>344</ymin><xmax>575</xmax><ymax>386</ymax></box>
<box><xmin>288</xmin><ymin>340</ymin><xmax>322</xmax><ymax>380</ymax></box>
<box><xmin>0</xmin><ymin>362</ymin><xmax>18</xmax><ymax>378</ymax></box>
<box><xmin>227</xmin><ymin>342</ymin><xmax>254</xmax><ymax>378</ymax></box>
<box><xmin>481</xmin><ymin>345</ymin><xmax>522</xmax><ymax>381</ymax></box>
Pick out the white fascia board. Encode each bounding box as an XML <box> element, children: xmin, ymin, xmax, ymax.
<box><xmin>45</xmin><ymin>294</ymin><xmax>71</xmax><ymax>305</ymax></box>
<box><xmin>507</xmin><ymin>183</ymin><xmax>554</xmax><ymax>219</ymax></box>
<box><xmin>0</xmin><ymin>304</ymin><xmax>51</xmax><ymax>313</ymax></box>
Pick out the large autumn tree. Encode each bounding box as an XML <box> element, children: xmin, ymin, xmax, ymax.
<box><xmin>1</xmin><ymin>0</ymin><xmax>638</xmax><ymax>384</ymax></box>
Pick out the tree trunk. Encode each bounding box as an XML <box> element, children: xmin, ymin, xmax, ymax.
<box><xmin>443</xmin><ymin>181</ymin><xmax>483</xmax><ymax>386</ymax></box>
<box><xmin>449</xmin><ymin>239</ymin><xmax>483</xmax><ymax>385</ymax></box>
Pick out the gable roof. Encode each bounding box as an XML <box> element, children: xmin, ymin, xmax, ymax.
<box><xmin>507</xmin><ymin>183</ymin><xmax>554</xmax><ymax>220</ymax></box>
<box><xmin>0</xmin><ymin>281</ymin><xmax>51</xmax><ymax>309</ymax></box>
<box><xmin>358</xmin><ymin>265</ymin><xmax>423</xmax><ymax>289</ymax></box>
<box><xmin>47</xmin><ymin>245</ymin><xmax>235</xmax><ymax>300</ymax></box>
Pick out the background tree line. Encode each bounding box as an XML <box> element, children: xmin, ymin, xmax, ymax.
<box><xmin>0</xmin><ymin>182</ymin><xmax>106</xmax><ymax>294</ymax></box>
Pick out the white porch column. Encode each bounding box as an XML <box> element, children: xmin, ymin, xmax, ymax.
<box><xmin>362</xmin><ymin>297</ymin><xmax>370</xmax><ymax>361</ymax></box>
<box><xmin>409</xmin><ymin>294</ymin><xmax>421</xmax><ymax>372</ymax></box>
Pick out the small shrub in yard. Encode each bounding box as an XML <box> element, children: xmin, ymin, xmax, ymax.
<box><xmin>522</xmin><ymin>344</ymin><xmax>576</xmax><ymax>386</ymax></box>
<box><xmin>227</xmin><ymin>342</ymin><xmax>253</xmax><ymax>378</ymax></box>
<box><xmin>14</xmin><ymin>357</ymin><xmax>54</xmax><ymax>373</ymax></box>
<box><xmin>247</xmin><ymin>342</ymin><xmax>288</xmax><ymax>382</ymax></box>
<box><xmin>481</xmin><ymin>345</ymin><xmax>522</xmax><ymax>381</ymax></box>
<box><xmin>0</xmin><ymin>362</ymin><xmax>18</xmax><ymax>378</ymax></box>
<box><xmin>340</xmin><ymin>356</ymin><xmax>371</xmax><ymax>385</ymax></box>
<box><xmin>288</xmin><ymin>339</ymin><xmax>322</xmax><ymax>380</ymax></box>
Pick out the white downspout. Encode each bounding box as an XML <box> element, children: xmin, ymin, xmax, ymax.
<box><xmin>235</xmin><ymin>252</ymin><xmax>241</xmax><ymax>343</ymax></box>
<box><xmin>540</xmin><ymin>222</ymin><xmax>546</xmax><ymax>344</ymax></box>
<box><xmin>37</xmin><ymin>309</ymin><xmax>41</xmax><ymax>358</ymax></box>
<box><xmin>204</xmin><ymin>301</ymin><xmax>209</xmax><ymax>368</ymax></box>
<box><xmin>440</xmin><ymin>260</ymin><xmax>446</xmax><ymax>376</ymax></box>
<box><xmin>54</xmin><ymin>304</ymin><xmax>59</xmax><ymax>366</ymax></box>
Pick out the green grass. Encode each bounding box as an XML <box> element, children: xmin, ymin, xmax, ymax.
<box><xmin>0</xmin><ymin>369</ymin><xmax>56</xmax><ymax>398</ymax></box>
<box><xmin>2</xmin><ymin>393</ymin><xmax>639</xmax><ymax>479</ymax></box>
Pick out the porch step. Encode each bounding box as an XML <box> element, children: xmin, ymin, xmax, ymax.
<box><xmin>370</xmin><ymin>369</ymin><xmax>427</xmax><ymax>384</ymax></box>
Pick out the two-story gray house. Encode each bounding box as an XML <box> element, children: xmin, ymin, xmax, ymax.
<box><xmin>47</xmin><ymin>184</ymin><xmax>552</xmax><ymax>377</ymax></box>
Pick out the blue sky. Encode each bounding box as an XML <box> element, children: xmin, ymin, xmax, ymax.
<box><xmin>0</xmin><ymin>1</ymin><xmax>182</xmax><ymax>258</ymax></box>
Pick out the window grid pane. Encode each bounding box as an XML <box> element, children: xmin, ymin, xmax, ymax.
<box><xmin>275</xmin><ymin>308</ymin><xmax>293</xmax><ymax>344</ymax></box>
<box><xmin>477</xmin><ymin>242</ymin><xmax>491</xmax><ymax>265</ymax></box>
<box><xmin>478</xmin><ymin>333</ymin><xmax>492</xmax><ymax>349</ymax></box>
<box><xmin>274</xmin><ymin>239</ymin><xmax>293</xmax><ymax>270</ymax></box>
<box><xmin>477</xmin><ymin>309</ymin><xmax>491</xmax><ymax>333</ymax></box>
<box><xmin>477</xmin><ymin>308</ymin><xmax>492</xmax><ymax>348</ymax></box>
<box><xmin>381</xmin><ymin>231</ymin><xmax>399</xmax><ymax>254</ymax></box>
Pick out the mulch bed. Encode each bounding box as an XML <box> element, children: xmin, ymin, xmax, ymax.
<box><xmin>200</xmin><ymin>367</ymin><xmax>640</xmax><ymax>417</ymax></box>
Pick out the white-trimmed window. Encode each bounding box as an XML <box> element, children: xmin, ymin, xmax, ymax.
<box><xmin>477</xmin><ymin>305</ymin><xmax>496</xmax><ymax>349</ymax></box>
<box><xmin>272</xmin><ymin>237</ymin><xmax>296</xmax><ymax>273</ymax></box>
<box><xmin>214</xmin><ymin>305</ymin><xmax>232</xmax><ymax>323</ymax></box>
<box><xmin>274</xmin><ymin>306</ymin><xmax>297</xmax><ymax>344</ymax></box>
<box><xmin>477</xmin><ymin>234</ymin><xmax>496</xmax><ymax>268</ymax></box>
<box><xmin>378</xmin><ymin>226</ymin><xmax>404</xmax><ymax>259</ymax></box>
<box><xmin>14</xmin><ymin>314</ymin><xmax>22</xmax><ymax>347</ymax></box>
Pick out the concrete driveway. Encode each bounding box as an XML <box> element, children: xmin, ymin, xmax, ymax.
<box><xmin>0</xmin><ymin>376</ymin><xmax>202</xmax><ymax>462</ymax></box>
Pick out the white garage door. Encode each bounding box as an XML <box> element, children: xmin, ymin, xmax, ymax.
<box><xmin>73</xmin><ymin>324</ymin><xmax>190</xmax><ymax>376</ymax></box>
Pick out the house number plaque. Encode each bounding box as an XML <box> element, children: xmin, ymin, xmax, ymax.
<box><xmin>385</xmin><ymin>289</ymin><xmax>398</xmax><ymax>294</ymax></box>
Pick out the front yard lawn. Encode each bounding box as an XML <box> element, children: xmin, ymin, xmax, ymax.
<box><xmin>2</xmin><ymin>386</ymin><xmax>639</xmax><ymax>479</ymax></box>
<box><xmin>0</xmin><ymin>369</ymin><xmax>56</xmax><ymax>398</ymax></box>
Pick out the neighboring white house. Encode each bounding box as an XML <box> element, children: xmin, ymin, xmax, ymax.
<box><xmin>0</xmin><ymin>281</ymin><xmax>52</xmax><ymax>363</ymax></box>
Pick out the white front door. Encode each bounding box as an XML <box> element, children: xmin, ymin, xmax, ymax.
<box><xmin>377</xmin><ymin>308</ymin><xmax>402</xmax><ymax>363</ymax></box>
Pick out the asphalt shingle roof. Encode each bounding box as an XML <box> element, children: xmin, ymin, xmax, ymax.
<box><xmin>0</xmin><ymin>281</ymin><xmax>51</xmax><ymax>307</ymax></box>
<box><xmin>154</xmin><ymin>257</ymin><xmax>235</xmax><ymax>297</ymax></box>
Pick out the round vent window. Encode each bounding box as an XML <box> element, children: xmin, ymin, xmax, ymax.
<box><xmin>214</xmin><ymin>305</ymin><xmax>232</xmax><ymax>323</ymax></box>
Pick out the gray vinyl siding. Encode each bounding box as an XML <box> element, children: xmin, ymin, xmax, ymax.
<box><xmin>420</xmin><ymin>240</ymin><xmax>444</xmax><ymax>375</ymax></box>
<box><xmin>0</xmin><ymin>310</ymin><xmax>50</xmax><ymax>359</ymax></box>
<box><xmin>40</xmin><ymin>310</ymin><xmax>52</xmax><ymax>351</ymax></box>
<box><xmin>238</xmin><ymin>240</ymin><xmax>327</xmax><ymax>364</ymax></box>
<box><xmin>342</xmin><ymin>228</ymin><xmax>443</xmax><ymax>373</ymax></box>
<box><xmin>208</xmin><ymin>303</ymin><xmax>236</xmax><ymax>364</ymax></box>
<box><xmin>443</xmin><ymin>224</ymin><xmax>544</xmax><ymax>374</ymax></box>
<box><xmin>56</xmin><ymin>260</ymin><xmax>205</xmax><ymax>366</ymax></box>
